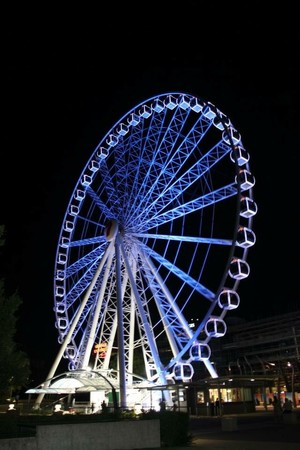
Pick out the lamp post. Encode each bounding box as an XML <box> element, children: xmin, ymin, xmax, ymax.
<box><xmin>287</xmin><ymin>362</ymin><xmax>295</xmax><ymax>407</ymax></box>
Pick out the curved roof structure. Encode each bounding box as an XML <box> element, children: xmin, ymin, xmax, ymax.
<box><xmin>26</xmin><ymin>369</ymin><xmax>117</xmax><ymax>395</ymax></box>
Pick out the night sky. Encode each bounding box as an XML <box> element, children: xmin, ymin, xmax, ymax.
<box><xmin>1</xmin><ymin>5</ymin><xmax>298</xmax><ymax>383</ymax></box>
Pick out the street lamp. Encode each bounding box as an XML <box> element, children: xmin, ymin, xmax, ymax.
<box><xmin>287</xmin><ymin>362</ymin><xmax>295</xmax><ymax>407</ymax></box>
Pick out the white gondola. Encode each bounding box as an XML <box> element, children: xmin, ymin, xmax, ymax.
<box><xmin>65</xmin><ymin>347</ymin><xmax>76</xmax><ymax>358</ymax></box>
<box><xmin>116</xmin><ymin>123</ymin><xmax>129</xmax><ymax>136</ymax></box>
<box><xmin>127</xmin><ymin>113</ymin><xmax>140</xmax><ymax>126</ymax></box>
<box><xmin>173</xmin><ymin>362</ymin><xmax>194</xmax><ymax>381</ymax></box>
<box><xmin>190</xmin><ymin>343</ymin><xmax>211</xmax><ymax>360</ymax></box>
<box><xmin>230</xmin><ymin>145</ymin><xmax>250</xmax><ymax>166</ymax></box>
<box><xmin>178</xmin><ymin>94</ymin><xmax>190</xmax><ymax>110</ymax></box>
<box><xmin>55</xmin><ymin>286</ymin><xmax>65</xmax><ymax>297</ymax></box>
<box><xmin>57</xmin><ymin>253</ymin><xmax>67</xmax><ymax>264</ymax></box>
<box><xmin>222</xmin><ymin>127</ymin><xmax>241</xmax><ymax>145</ymax></box>
<box><xmin>240</xmin><ymin>197</ymin><xmax>258</xmax><ymax>218</ymax></box>
<box><xmin>139</xmin><ymin>104</ymin><xmax>152</xmax><ymax>118</ymax></box>
<box><xmin>89</xmin><ymin>160</ymin><xmax>100</xmax><ymax>172</ymax></box>
<box><xmin>164</xmin><ymin>94</ymin><xmax>177</xmax><ymax>110</ymax></box>
<box><xmin>81</xmin><ymin>174</ymin><xmax>92</xmax><ymax>186</ymax></box>
<box><xmin>56</xmin><ymin>318</ymin><xmax>68</xmax><ymax>330</ymax></box>
<box><xmin>213</xmin><ymin>113</ymin><xmax>231</xmax><ymax>130</ymax></box>
<box><xmin>64</xmin><ymin>220</ymin><xmax>74</xmax><ymax>232</ymax></box>
<box><xmin>236</xmin><ymin>226</ymin><xmax>256</xmax><ymax>248</ymax></box>
<box><xmin>70</xmin><ymin>205</ymin><xmax>79</xmax><ymax>216</ymax></box>
<box><xmin>218</xmin><ymin>289</ymin><xmax>240</xmax><ymax>310</ymax></box>
<box><xmin>152</xmin><ymin>98</ymin><xmax>165</xmax><ymax>113</ymax></box>
<box><xmin>96</xmin><ymin>146</ymin><xmax>109</xmax><ymax>159</ymax></box>
<box><xmin>190</xmin><ymin>97</ymin><xmax>204</xmax><ymax>113</ymax></box>
<box><xmin>229</xmin><ymin>258</ymin><xmax>250</xmax><ymax>279</ymax></box>
<box><xmin>237</xmin><ymin>169</ymin><xmax>256</xmax><ymax>190</ymax></box>
<box><xmin>61</xmin><ymin>237</ymin><xmax>70</xmax><ymax>248</ymax></box>
<box><xmin>106</xmin><ymin>134</ymin><xmax>119</xmax><ymax>147</ymax></box>
<box><xmin>54</xmin><ymin>302</ymin><xmax>66</xmax><ymax>313</ymax></box>
<box><xmin>205</xmin><ymin>317</ymin><xmax>227</xmax><ymax>337</ymax></box>
<box><xmin>202</xmin><ymin>102</ymin><xmax>217</xmax><ymax>120</ymax></box>
<box><xmin>55</xmin><ymin>271</ymin><xmax>65</xmax><ymax>281</ymax></box>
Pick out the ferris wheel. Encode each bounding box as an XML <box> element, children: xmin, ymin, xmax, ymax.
<box><xmin>49</xmin><ymin>92</ymin><xmax>257</xmax><ymax>404</ymax></box>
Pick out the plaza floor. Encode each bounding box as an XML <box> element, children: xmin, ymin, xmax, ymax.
<box><xmin>188</xmin><ymin>410</ymin><xmax>299</xmax><ymax>450</ymax></box>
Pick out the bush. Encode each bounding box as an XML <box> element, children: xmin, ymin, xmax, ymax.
<box><xmin>140</xmin><ymin>409</ymin><xmax>191</xmax><ymax>447</ymax></box>
<box><xmin>0</xmin><ymin>408</ymin><xmax>191</xmax><ymax>446</ymax></box>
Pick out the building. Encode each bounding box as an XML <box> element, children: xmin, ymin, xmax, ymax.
<box><xmin>187</xmin><ymin>309</ymin><xmax>300</xmax><ymax>414</ymax></box>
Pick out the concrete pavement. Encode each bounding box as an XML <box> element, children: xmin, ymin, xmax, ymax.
<box><xmin>189</xmin><ymin>410</ymin><xmax>300</xmax><ymax>450</ymax></box>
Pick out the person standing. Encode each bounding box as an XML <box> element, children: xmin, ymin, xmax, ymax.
<box><xmin>272</xmin><ymin>395</ymin><xmax>282</xmax><ymax>422</ymax></box>
<box><xmin>159</xmin><ymin>399</ymin><xmax>166</xmax><ymax>411</ymax></box>
<box><xmin>101</xmin><ymin>400</ymin><xmax>108</xmax><ymax>414</ymax></box>
<box><xmin>282</xmin><ymin>398</ymin><xmax>293</xmax><ymax>414</ymax></box>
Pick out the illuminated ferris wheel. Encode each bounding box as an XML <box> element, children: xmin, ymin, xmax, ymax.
<box><xmin>48</xmin><ymin>92</ymin><xmax>257</xmax><ymax>405</ymax></box>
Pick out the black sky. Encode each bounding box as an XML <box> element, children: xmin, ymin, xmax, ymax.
<box><xmin>1</xmin><ymin>5</ymin><xmax>299</xmax><ymax>381</ymax></box>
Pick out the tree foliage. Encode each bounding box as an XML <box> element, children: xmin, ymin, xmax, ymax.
<box><xmin>0</xmin><ymin>225</ymin><xmax>31</xmax><ymax>401</ymax></box>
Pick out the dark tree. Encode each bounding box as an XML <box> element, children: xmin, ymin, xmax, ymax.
<box><xmin>0</xmin><ymin>225</ymin><xmax>30</xmax><ymax>401</ymax></box>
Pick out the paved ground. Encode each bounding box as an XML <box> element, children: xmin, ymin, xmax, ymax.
<box><xmin>143</xmin><ymin>410</ymin><xmax>300</xmax><ymax>450</ymax></box>
<box><xmin>189</xmin><ymin>410</ymin><xmax>300</xmax><ymax>450</ymax></box>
